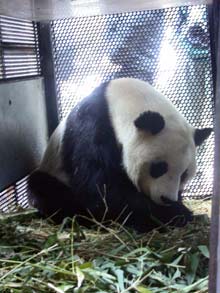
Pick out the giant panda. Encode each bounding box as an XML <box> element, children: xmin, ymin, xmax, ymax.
<box><xmin>28</xmin><ymin>78</ymin><xmax>212</xmax><ymax>232</ymax></box>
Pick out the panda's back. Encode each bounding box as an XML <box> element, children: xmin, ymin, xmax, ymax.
<box><xmin>39</xmin><ymin>80</ymin><xmax>122</xmax><ymax>188</ymax></box>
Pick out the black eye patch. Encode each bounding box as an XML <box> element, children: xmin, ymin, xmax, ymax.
<box><xmin>181</xmin><ymin>170</ymin><xmax>188</xmax><ymax>183</ymax></box>
<box><xmin>150</xmin><ymin>161</ymin><xmax>168</xmax><ymax>179</ymax></box>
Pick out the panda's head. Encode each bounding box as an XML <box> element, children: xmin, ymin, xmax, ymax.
<box><xmin>133</xmin><ymin>110</ymin><xmax>212</xmax><ymax>204</ymax></box>
<box><xmin>106</xmin><ymin>78</ymin><xmax>212</xmax><ymax>205</ymax></box>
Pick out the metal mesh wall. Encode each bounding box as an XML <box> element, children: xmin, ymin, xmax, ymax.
<box><xmin>51</xmin><ymin>5</ymin><xmax>214</xmax><ymax>199</ymax></box>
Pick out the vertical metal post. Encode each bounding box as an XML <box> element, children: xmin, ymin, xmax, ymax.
<box><xmin>37</xmin><ymin>21</ymin><xmax>59</xmax><ymax>137</ymax></box>
<box><xmin>209</xmin><ymin>1</ymin><xmax>220</xmax><ymax>292</ymax></box>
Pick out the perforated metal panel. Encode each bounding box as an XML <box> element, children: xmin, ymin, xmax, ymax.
<box><xmin>51</xmin><ymin>5</ymin><xmax>214</xmax><ymax>199</ymax></box>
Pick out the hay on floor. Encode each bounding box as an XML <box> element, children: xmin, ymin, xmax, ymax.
<box><xmin>0</xmin><ymin>200</ymin><xmax>211</xmax><ymax>293</ymax></box>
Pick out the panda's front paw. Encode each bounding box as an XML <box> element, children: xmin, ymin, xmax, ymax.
<box><xmin>150</xmin><ymin>196</ymin><xmax>193</xmax><ymax>227</ymax></box>
<box><xmin>165</xmin><ymin>200</ymin><xmax>193</xmax><ymax>227</ymax></box>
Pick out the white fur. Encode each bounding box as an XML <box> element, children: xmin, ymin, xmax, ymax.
<box><xmin>106</xmin><ymin>78</ymin><xmax>197</xmax><ymax>204</ymax></box>
<box><xmin>39</xmin><ymin>117</ymin><xmax>69</xmax><ymax>185</ymax></box>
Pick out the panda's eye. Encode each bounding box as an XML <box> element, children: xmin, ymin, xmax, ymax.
<box><xmin>181</xmin><ymin>170</ymin><xmax>188</xmax><ymax>183</ymax></box>
<box><xmin>150</xmin><ymin>161</ymin><xmax>168</xmax><ymax>179</ymax></box>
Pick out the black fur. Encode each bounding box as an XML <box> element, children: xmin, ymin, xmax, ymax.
<box><xmin>150</xmin><ymin>161</ymin><xmax>168</xmax><ymax>179</ymax></box>
<box><xmin>28</xmin><ymin>81</ymin><xmax>192</xmax><ymax>232</ymax></box>
<box><xmin>134</xmin><ymin>111</ymin><xmax>165</xmax><ymax>135</ymax></box>
<box><xmin>180</xmin><ymin>169</ymin><xmax>188</xmax><ymax>183</ymax></box>
<box><xmin>194</xmin><ymin>128</ymin><xmax>212</xmax><ymax>146</ymax></box>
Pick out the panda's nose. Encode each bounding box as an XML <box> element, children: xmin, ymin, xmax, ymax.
<box><xmin>161</xmin><ymin>196</ymin><xmax>175</xmax><ymax>206</ymax></box>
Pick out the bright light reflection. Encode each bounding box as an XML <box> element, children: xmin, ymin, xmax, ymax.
<box><xmin>155</xmin><ymin>26</ymin><xmax>177</xmax><ymax>90</ymax></box>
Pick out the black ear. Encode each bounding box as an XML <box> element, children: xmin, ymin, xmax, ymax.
<box><xmin>134</xmin><ymin>111</ymin><xmax>165</xmax><ymax>135</ymax></box>
<box><xmin>194</xmin><ymin>128</ymin><xmax>212</xmax><ymax>146</ymax></box>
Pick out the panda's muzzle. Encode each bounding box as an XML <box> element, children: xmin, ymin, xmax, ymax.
<box><xmin>161</xmin><ymin>196</ymin><xmax>177</xmax><ymax>206</ymax></box>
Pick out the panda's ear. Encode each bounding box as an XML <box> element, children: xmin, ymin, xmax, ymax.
<box><xmin>194</xmin><ymin>128</ymin><xmax>213</xmax><ymax>146</ymax></box>
<box><xmin>134</xmin><ymin>111</ymin><xmax>165</xmax><ymax>135</ymax></box>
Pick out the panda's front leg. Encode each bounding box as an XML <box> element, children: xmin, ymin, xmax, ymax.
<box><xmin>112</xmin><ymin>190</ymin><xmax>160</xmax><ymax>232</ymax></box>
<box><xmin>143</xmin><ymin>195</ymin><xmax>193</xmax><ymax>230</ymax></box>
<box><xmin>156</xmin><ymin>195</ymin><xmax>193</xmax><ymax>227</ymax></box>
<box><xmin>122</xmin><ymin>191</ymin><xmax>193</xmax><ymax>232</ymax></box>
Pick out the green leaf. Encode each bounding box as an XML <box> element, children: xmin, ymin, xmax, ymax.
<box><xmin>43</xmin><ymin>234</ymin><xmax>58</xmax><ymax>249</ymax></box>
<box><xmin>76</xmin><ymin>266</ymin><xmax>85</xmax><ymax>288</ymax></box>
<box><xmin>150</xmin><ymin>271</ymin><xmax>170</xmax><ymax>286</ymax></box>
<box><xmin>79</xmin><ymin>262</ymin><xmax>93</xmax><ymax>269</ymax></box>
<box><xmin>115</xmin><ymin>269</ymin><xmax>125</xmax><ymax>291</ymax></box>
<box><xmin>58</xmin><ymin>284</ymin><xmax>74</xmax><ymax>291</ymax></box>
<box><xmin>171</xmin><ymin>254</ymin><xmax>184</xmax><ymax>265</ymax></box>
<box><xmin>182</xmin><ymin>276</ymin><xmax>208</xmax><ymax>292</ymax></box>
<box><xmin>123</xmin><ymin>247</ymin><xmax>151</xmax><ymax>257</ymax></box>
<box><xmin>126</xmin><ymin>264</ymin><xmax>143</xmax><ymax>276</ymax></box>
<box><xmin>136</xmin><ymin>285</ymin><xmax>153</xmax><ymax>293</ymax></box>
<box><xmin>198</xmin><ymin>245</ymin><xmax>209</xmax><ymax>258</ymax></box>
<box><xmin>172</xmin><ymin>268</ymin><xmax>181</xmax><ymax>280</ymax></box>
<box><xmin>160</xmin><ymin>251</ymin><xmax>176</xmax><ymax>263</ymax></box>
<box><xmin>186</xmin><ymin>253</ymin><xmax>200</xmax><ymax>284</ymax></box>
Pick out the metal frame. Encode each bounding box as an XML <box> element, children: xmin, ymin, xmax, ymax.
<box><xmin>37</xmin><ymin>21</ymin><xmax>59</xmax><ymax>136</ymax></box>
<box><xmin>0</xmin><ymin>0</ymin><xmax>214</xmax><ymax>20</ymax></box>
<box><xmin>209</xmin><ymin>0</ymin><xmax>220</xmax><ymax>291</ymax></box>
